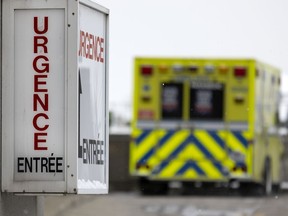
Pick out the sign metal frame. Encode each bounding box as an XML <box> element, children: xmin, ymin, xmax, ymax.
<box><xmin>1</xmin><ymin>0</ymin><xmax>109</xmax><ymax>194</ymax></box>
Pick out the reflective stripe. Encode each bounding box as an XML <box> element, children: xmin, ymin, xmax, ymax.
<box><xmin>138</xmin><ymin>148</ymin><xmax>155</xmax><ymax>164</ymax></box>
<box><xmin>208</xmin><ymin>131</ymin><xmax>233</xmax><ymax>153</ymax></box>
<box><xmin>225</xmin><ymin>132</ymin><xmax>247</xmax><ymax>153</ymax></box>
<box><xmin>152</xmin><ymin>160</ymin><xmax>169</xmax><ymax>175</ymax></box>
<box><xmin>132</xmin><ymin>129</ymin><xmax>250</xmax><ymax>179</ymax></box>
<box><xmin>189</xmin><ymin>135</ymin><xmax>215</xmax><ymax>159</ymax></box>
<box><xmin>152</xmin><ymin>135</ymin><xmax>224</xmax><ymax>175</ymax></box>
<box><xmin>137</xmin><ymin>130</ymin><xmax>174</xmax><ymax>165</ymax></box>
<box><xmin>156</xmin><ymin>130</ymin><xmax>189</xmax><ymax>161</ymax></box>
<box><xmin>159</xmin><ymin>130</ymin><xmax>175</xmax><ymax>147</ymax></box>
<box><xmin>176</xmin><ymin>161</ymin><xmax>206</xmax><ymax>176</ymax></box>
<box><xmin>135</xmin><ymin>130</ymin><xmax>151</xmax><ymax>146</ymax></box>
<box><xmin>232</xmin><ymin>131</ymin><xmax>248</xmax><ymax>149</ymax></box>
<box><xmin>194</xmin><ymin>131</ymin><xmax>226</xmax><ymax>161</ymax></box>
<box><xmin>214</xmin><ymin>162</ymin><xmax>228</xmax><ymax>176</ymax></box>
<box><xmin>208</xmin><ymin>131</ymin><xmax>225</xmax><ymax>149</ymax></box>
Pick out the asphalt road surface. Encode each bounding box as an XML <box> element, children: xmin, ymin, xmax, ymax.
<box><xmin>45</xmin><ymin>191</ymin><xmax>288</xmax><ymax>216</ymax></box>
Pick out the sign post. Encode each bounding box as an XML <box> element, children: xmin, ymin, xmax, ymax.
<box><xmin>1</xmin><ymin>0</ymin><xmax>109</xmax><ymax>194</ymax></box>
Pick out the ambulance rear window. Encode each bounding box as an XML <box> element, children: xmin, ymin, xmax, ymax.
<box><xmin>190</xmin><ymin>82</ymin><xmax>224</xmax><ymax>120</ymax></box>
<box><xmin>161</xmin><ymin>83</ymin><xmax>183</xmax><ymax>119</ymax></box>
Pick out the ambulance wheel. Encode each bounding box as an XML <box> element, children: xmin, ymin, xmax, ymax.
<box><xmin>263</xmin><ymin>161</ymin><xmax>272</xmax><ymax>196</ymax></box>
<box><xmin>138</xmin><ymin>178</ymin><xmax>168</xmax><ymax>195</ymax></box>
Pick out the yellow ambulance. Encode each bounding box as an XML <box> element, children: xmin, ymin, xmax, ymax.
<box><xmin>130</xmin><ymin>58</ymin><xmax>283</xmax><ymax>195</ymax></box>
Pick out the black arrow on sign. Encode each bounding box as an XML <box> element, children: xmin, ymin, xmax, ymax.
<box><xmin>78</xmin><ymin>69</ymin><xmax>82</xmax><ymax>158</ymax></box>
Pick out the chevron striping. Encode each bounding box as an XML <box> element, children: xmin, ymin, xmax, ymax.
<box><xmin>183</xmin><ymin>169</ymin><xmax>198</xmax><ymax>178</ymax></box>
<box><xmin>137</xmin><ymin>148</ymin><xmax>155</xmax><ymax>164</ymax></box>
<box><xmin>195</xmin><ymin>130</ymin><xmax>227</xmax><ymax>160</ymax></box>
<box><xmin>134</xmin><ymin>129</ymin><xmax>246</xmax><ymax>179</ymax></box>
<box><xmin>137</xmin><ymin>130</ymin><xmax>175</xmax><ymax>165</ymax></box>
<box><xmin>232</xmin><ymin>131</ymin><xmax>248</xmax><ymax>149</ymax></box>
<box><xmin>158</xmin><ymin>130</ymin><xmax>175</xmax><ymax>147</ymax></box>
<box><xmin>197</xmin><ymin>161</ymin><xmax>222</xmax><ymax>178</ymax></box>
<box><xmin>134</xmin><ymin>130</ymin><xmax>158</xmax><ymax>163</ymax></box>
<box><xmin>189</xmin><ymin>135</ymin><xmax>215</xmax><ymax>159</ymax></box>
<box><xmin>208</xmin><ymin>132</ymin><xmax>235</xmax><ymax>166</ymax></box>
<box><xmin>159</xmin><ymin>160</ymin><xmax>185</xmax><ymax>178</ymax></box>
<box><xmin>153</xmin><ymin>140</ymin><xmax>188</xmax><ymax>175</ymax></box>
<box><xmin>153</xmin><ymin>134</ymin><xmax>225</xmax><ymax>176</ymax></box>
<box><xmin>208</xmin><ymin>131</ymin><xmax>225</xmax><ymax>149</ymax></box>
<box><xmin>176</xmin><ymin>160</ymin><xmax>206</xmax><ymax>176</ymax></box>
<box><xmin>134</xmin><ymin>129</ymin><xmax>151</xmax><ymax>146</ymax></box>
<box><xmin>177</xmin><ymin>144</ymin><xmax>206</xmax><ymax>160</ymax></box>
<box><xmin>156</xmin><ymin>130</ymin><xmax>189</xmax><ymax>160</ymax></box>
<box><xmin>225</xmin><ymin>132</ymin><xmax>247</xmax><ymax>154</ymax></box>
<box><xmin>213</xmin><ymin>161</ymin><xmax>229</xmax><ymax>176</ymax></box>
<box><xmin>207</xmin><ymin>131</ymin><xmax>236</xmax><ymax>169</ymax></box>
<box><xmin>207</xmin><ymin>131</ymin><xmax>234</xmax><ymax>154</ymax></box>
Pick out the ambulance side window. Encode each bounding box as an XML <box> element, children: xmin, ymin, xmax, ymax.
<box><xmin>161</xmin><ymin>83</ymin><xmax>183</xmax><ymax>120</ymax></box>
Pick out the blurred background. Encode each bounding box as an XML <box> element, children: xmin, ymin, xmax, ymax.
<box><xmin>98</xmin><ymin>0</ymin><xmax>288</xmax><ymax>130</ymax></box>
<box><xmin>46</xmin><ymin>0</ymin><xmax>288</xmax><ymax>215</ymax></box>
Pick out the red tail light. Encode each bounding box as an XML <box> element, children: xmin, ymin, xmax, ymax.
<box><xmin>241</xmin><ymin>165</ymin><xmax>247</xmax><ymax>172</ymax></box>
<box><xmin>141</xmin><ymin>65</ymin><xmax>153</xmax><ymax>76</ymax></box>
<box><xmin>234</xmin><ymin>67</ymin><xmax>247</xmax><ymax>77</ymax></box>
<box><xmin>136</xmin><ymin>163</ymin><xmax>150</xmax><ymax>170</ymax></box>
<box><xmin>138</xmin><ymin>110</ymin><xmax>154</xmax><ymax>120</ymax></box>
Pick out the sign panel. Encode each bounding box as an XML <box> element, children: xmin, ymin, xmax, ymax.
<box><xmin>77</xmin><ymin>2</ymin><xmax>108</xmax><ymax>193</ymax></box>
<box><xmin>2</xmin><ymin>0</ymin><xmax>109</xmax><ymax>194</ymax></box>
<box><xmin>14</xmin><ymin>9</ymin><xmax>65</xmax><ymax>181</ymax></box>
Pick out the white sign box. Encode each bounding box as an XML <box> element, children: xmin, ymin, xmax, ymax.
<box><xmin>2</xmin><ymin>0</ymin><xmax>109</xmax><ymax>194</ymax></box>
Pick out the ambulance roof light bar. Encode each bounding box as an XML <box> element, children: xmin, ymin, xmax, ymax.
<box><xmin>204</xmin><ymin>64</ymin><xmax>215</xmax><ymax>73</ymax></box>
<box><xmin>158</xmin><ymin>64</ymin><xmax>169</xmax><ymax>73</ymax></box>
<box><xmin>218</xmin><ymin>64</ymin><xmax>229</xmax><ymax>74</ymax></box>
<box><xmin>234</xmin><ymin>66</ymin><xmax>247</xmax><ymax>77</ymax></box>
<box><xmin>141</xmin><ymin>65</ymin><xmax>153</xmax><ymax>76</ymax></box>
<box><xmin>172</xmin><ymin>64</ymin><xmax>184</xmax><ymax>72</ymax></box>
<box><xmin>187</xmin><ymin>65</ymin><xmax>198</xmax><ymax>73</ymax></box>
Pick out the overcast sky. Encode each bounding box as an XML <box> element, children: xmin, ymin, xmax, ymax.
<box><xmin>92</xmin><ymin>0</ymin><xmax>288</xmax><ymax>117</ymax></box>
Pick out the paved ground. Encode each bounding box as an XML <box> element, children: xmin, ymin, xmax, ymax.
<box><xmin>44</xmin><ymin>135</ymin><xmax>288</xmax><ymax>216</ymax></box>
<box><xmin>44</xmin><ymin>191</ymin><xmax>288</xmax><ymax>216</ymax></box>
